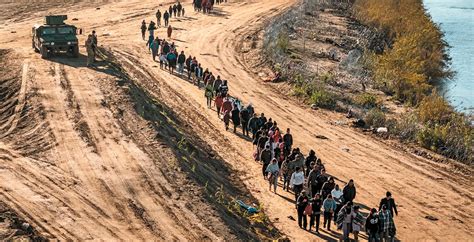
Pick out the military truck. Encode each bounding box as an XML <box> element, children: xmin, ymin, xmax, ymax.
<box><xmin>32</xmin><ymin>15</ymin><xmax>80</xmax><ymax>59</ymax></box>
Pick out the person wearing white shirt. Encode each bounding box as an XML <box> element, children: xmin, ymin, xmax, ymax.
<box><xmin>290</xmin><ymin>166</ymin><xmax>305</xmax><ymax>201</ymax></box>
<box><xmin>331</xmin><ymin>184</ymin><xmax>344</xmax><ymax>222</ymax></box>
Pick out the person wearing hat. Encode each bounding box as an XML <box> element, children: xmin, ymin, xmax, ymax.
<box><xmin>379</xmin><ymin>191</ymin><xmax>398</xmax><ymax>217</ymax></box>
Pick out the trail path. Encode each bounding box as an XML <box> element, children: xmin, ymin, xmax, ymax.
<box><xmin>0</xmin><ymin>0</ymin><xmax>472</xmax><ymax>241</ymax></box>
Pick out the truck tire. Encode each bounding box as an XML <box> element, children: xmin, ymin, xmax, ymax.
<box><xmin>40</xmin><ymin>46</ymin><xmax>49</xmax><ymax>59</ymax></box>
<box><xmin>72</xmin><ymin>45</ymin><xmax>79</xmax><ymax>58</ymax></box>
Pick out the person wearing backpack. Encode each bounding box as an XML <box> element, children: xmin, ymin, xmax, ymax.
<box><xmin>309</xmin><ymin>193</ymin><xmax>323</xmax><ymax>233</ymax></box>
<box><xmin>205</xmin><ymin>82</ymin><xmax>214</xmax><ymax>108</ymax></box>
<box><xmin>240</xmin><ymin>107</ymin><xmax>250</xmax><ymax>137</ymax></box>
<box><xmin>296</xmin><ymin>190</ymin><xmax>309</xmax><ymax>230</ymax></box>
<box><xmin>231</xmin><ymin>104</ymin><xmax>241</xmax><ymax>133</ymax></box>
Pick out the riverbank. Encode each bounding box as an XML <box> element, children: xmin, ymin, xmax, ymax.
<box><xmin>257</xmin><ymin>0</ymin><xmax>473</xmax><ymax>164</ymax></box>
<box><xmin>424</xmin><ymin>0</ymin><xmax>474</xmax><ymax>112</ymax></box>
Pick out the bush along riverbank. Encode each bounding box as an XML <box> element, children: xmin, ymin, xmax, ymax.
<box><xmin>262</xmin><ymin>0</ymin><xmax>473</xmax><ymax>164</ymax></box>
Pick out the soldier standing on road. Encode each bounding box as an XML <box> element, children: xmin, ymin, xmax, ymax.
<box><xmin>85</xmin><ymin>34</ymin><xmax>95</xmax><ymax>67</ymax></box>
<box><xmin>156</xmin><ymin>10</ymin><xmax>162</xmax><ymax>27</ymax></box>
<box><xmin>92</xmin><ymin>30</ymin><xmax>98</xmax><ymax>61</ymax></box>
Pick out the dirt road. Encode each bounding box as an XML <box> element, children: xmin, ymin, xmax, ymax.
<box><xmin>0</xmin><ymin>0</ymin><xmax>472</xmax><ymax>241</ymax></box>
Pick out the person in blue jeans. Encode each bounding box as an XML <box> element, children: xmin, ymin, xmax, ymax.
<box><xmin>323</xmin><ymin>194</ymin><xmax>337</xmax><ymax>231</ymax></box>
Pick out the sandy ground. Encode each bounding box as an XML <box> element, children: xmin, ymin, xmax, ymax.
<box><xmin>0</xmin><ymin>0</ymin><xmax>473</xmax><ymax>241</ymax></box>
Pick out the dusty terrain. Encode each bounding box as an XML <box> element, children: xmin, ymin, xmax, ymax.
<box><xmin>0</xmin><ymin>0</ymin><xmax>473</xmax><ymax>241</ymax></box>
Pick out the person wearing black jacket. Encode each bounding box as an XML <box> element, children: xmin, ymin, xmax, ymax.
<box><xmin>163</xmin><ymin>11</ymin><xmax>170</xmax><ymax>26</ymax></box>
<box><xmin>259</xmin><ymin>145</ymin><xmax>272</xmax><ymax>178</ymax></box>
<box><xmin>305</xmin><ymin>150</ymin><xmax>317</xmax><ymax>174</ymax></box>
<box><xmin>156</xmin><ymin>10</ymin><xmax>162</xmax><ymax>26</ymax></box>
<box><xmin>309</xmin><ymin>194</ymin><xmax>323</xmax><ymax>233</ymax></box>
<box><xmin>283</xmin><ymin>128</ymin><xmax>293</xmax><ymax>157</ymax></box>
<box><xmin>379</xmin><ymin>191</ymin><xmax>398</xmax><ymax>217</ymax></box>
<box><xmin>177</xmin><ymin>51</ymin><xmax>186</xmax><ymax>75</ymax></box>
<box><xmin>248</xmin><ymin>113</ymin><xmax>259</xmax><ymax>140</ymax></box>
<box><xmin>177</xmin><ymin>2</ymin><xmax>183</xmax><ymax>17</ymax></box>
<box><xmin>231</xmin><ymin>104</ymin><xmax>240</xmax><ymax>133</ymax></box>
<box><xmin>296</xmin><ymin>190</ymin><xmax>309</xmax><ymax>230</ymax></box>
<box><xmin>169</xmin><ymin>6</ymin><xmax>173</xmax><ymax>18</ymax></box>
<box><xmin>315</xmin><ymin>169</ymin><xmax>328</xmax><ymax>195</ymax></box>
<box><xmin>240</xmin><ymin>108</ymin><xmax>250</xmax><ymax>136</ymax></box>
<box><xmin>365</xmin><ymin>208</ymin><xmax>380</xmax><ymax>242</ymax></box>
<box><xmin>343</xmin><ymin>179</ymin><xmax>356</xmax><ymax>204</ymax></box>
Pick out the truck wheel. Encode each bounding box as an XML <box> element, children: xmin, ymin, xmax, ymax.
<box><xmin>32</xmin><ymin>41</ymin><xmax>39</xmax><ymax>52</ymax></box>
<box><xmin>72</xmin><ymin>45</ymin><xmax>79</xmax><ymax>58</ymax></box>
<box><xmin>40</xmin><ymin>46</ymin><xmax>49</xmax><ymax>59</ymax></box>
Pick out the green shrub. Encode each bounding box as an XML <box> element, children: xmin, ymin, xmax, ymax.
<box><xmin>277</xmin><ymin>30</ymin><xmax>290</xmax><ymax>53</ymax></box>
<box><xmin>364</xmin><ymin>108</ymin><xmax>386</xmax><ymax>127</ymax></box>
<box><xmin>355</xmin><ymin>93</ymin><xmax>379</xmax><ymax>109</ymax></box>
<box><xmin>310</xmin><ymin>89</ymin><xmax>337</xmax><ymax>109</ymax></box>
<box><xmin>392</xmin><ymin>113</ymin><xmax>419</xmax><ymax>141</ymax></box>
<box><xmin>417</xmin><ymin>92</ymin><xmax>453</xmax><ymax>125</ymax></box>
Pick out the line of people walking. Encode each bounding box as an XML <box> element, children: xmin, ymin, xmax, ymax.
<box><xmin>140</xmin><ymin>1</ymin><xmax>398</xmax><ymax>241</ymax></box>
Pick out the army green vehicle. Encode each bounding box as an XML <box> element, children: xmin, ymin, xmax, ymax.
<box><xmin>32</xmin><ymin>15</ymin><xmax>80</xmax><ymax>59</ymax></box>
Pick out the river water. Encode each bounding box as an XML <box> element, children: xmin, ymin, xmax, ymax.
<box><xmin>424</xmin><ymin>0</ymin><xmax>473</xmax><ymax>112</ymax></box>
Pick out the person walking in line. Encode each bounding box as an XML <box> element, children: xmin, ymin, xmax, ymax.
<box><xmin>169</xmin><ymin>5</ymin><xmax>173</xmax><ymax>18</ymax></box>
<box><xmin>321</xmin><ymin>176</ymin><xmax>336</xmax><ymax>200</ymax></box>
<box><xmin>240</xmin><ymin>106</ymin><xmax>250</xmax><ymax>136</ymax></box>
<box><xmin>365</xmin><ymin>208</ymin><xmax>380</xmax><ymax>242</ymax></box>
<box><xmin>167</xmin><ymin>25</ymin><xmax>173</xmax><ymax>39</ymax></box>
<box><xmin>265</xmin><ymin>158</ymin><xmax>279</xmax><ymax>193</ymax></box>
<box><xmin>177</xmin><ymin>1</ymin><xmax>182</xmax><ymax>17</ymax></box>
<box><xmin>166</xmin><ymin>50</ymin><xmax>177</xmax><ymax>74</ymax></box>
<box><xmin>223</xmin><ymin>110</ymin><xmax>230</xmax><ymax>130</ymax></box>
<box><xmin>315</xmin><ymin>169</ymin><xmax>328</xmax><ymax>195</ymax></box>
<box><xmin>150</xmin><ymin>37</ymin><xmax>160</xmax><ymax>61</ymax></box>
<box><xmin>215</xmin><ymin>93</ymin><xmax>223</xmax><ymax>117</ymax></box>
<box><xmin>146</xmin><ymin>34</ymin><xmax>154</xmax><ymax>52</ymax></box>
<box><xmin>260</xmin><ymin>145</ymin><xmax>272</xmax><ymax>179</ymax></box>
<box><xmin>379</xmin><ymin>191</ymin><xmax>398</xmax><ymax>218</ymax></box>
<box><xmin>379</xmin><ymin>204</ymin><xmax>396</xmax><ymax>242</ymax></box>
<box><xmin>322</xmin><ymin>194</ymin><xmax>337</xmax><ymax>231</ymax></box>
<box><xmin>163</xmin><ymin>10</ymin><xmax>170</xmax><ymax>26</ymax></box>
<box><xmin>305</xmin><ymin>150</ymin><xmax>317</xmax><ymax>175</ymax></box>
<box><xmin>331</xmin><ymin>184</ymin><xmax>344</xmax><ymax>223</ymax></box>
<box><xmin>352</xmin><ymin>205</ymin><xmax>365</xmax><ymax>241</ymax></box>
<box><xmin>173</xmin><ymin>4</ymin><xmax>178</xmax><ymax>17</ymax></box>
<box><xmin>205</xmin><ymin>82</ymin><xmax>214</xmax><ymax>108</ymax></box>
<box><xmin>148</xmin><ymin>21</ymin><xmax>156</xmax><ymax>38</ymax></box>
<box><xmin>309</xmin><ymin>193</ymin><xmax>322</xmax><ymax>233</ymax></box>
<box><xmin>177</xmin><ymin>51</ymin><xmax>186</xmax><ymax>75</ymax></box>
<box><xmin>248</xmin><ymin>113</ymin><xmax>259</xmax><ymax>140</ymax></box>
<box><xmin>290</xmin><ymin>166</ymin><xmax>305</xmax><ymax>202</ymax></box>
<box><xmin>307</xmin><ymin>165</ymin><xmax>320</xmax><ymax>197</ymax></box>
<box><xmin>343</xmin><ymin>179</ymin><xmax>356</xmax><ymax>204</ymax></box>
<box><xmin>156</xmin><ymin>9</ymin><xmax>162</xmax><ymax>26</ymax></box>
<box><xmin>283</xmin><ymin>128</ymin><xmax>293</xmax><ymax>157</ymax></box>
<box><xmin>231</xmin><ymin>104</ymin><xmax>241</xmax><ymax>133</ymax></box>
<box><xmin>182</xmin><ymin>7</ymin><xmax>185</xmax><ymax>16</ymax></box>
<box><xmin>296</xmin><ymin>190</ymin><xmax>309</xmax><ymax>230</ymax></box>
<box><xmin>141</xmin><ymin>20</ymin><xmax>147</xmax><ymax>40</ymax></box>
<box><xmin>336</xmin><ymin>201</ymin><xmax>353</xmax><ymax>242</ymax></box>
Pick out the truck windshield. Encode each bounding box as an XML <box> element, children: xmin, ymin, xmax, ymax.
<box><xmin>42</xmin><ymin>28</ymin><xmax>56</xmax><ymax>35</ymax></box>
<box><xmin>57</xmin><ymin>27</ymin><xmax>74</xmax><ymax>34</ymax></box>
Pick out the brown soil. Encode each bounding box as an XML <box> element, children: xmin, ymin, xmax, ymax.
<box><xmin>0</xmin><ymin>0</ymin><xmax>472</xmax><ymax>241</ymax></box>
